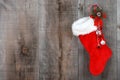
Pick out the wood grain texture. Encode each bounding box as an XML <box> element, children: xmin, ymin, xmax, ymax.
<box><xmin>117</xmin><ymin>0</ymin><xmax>120</xmax><ymax>79</ymax></box>
<box><xmin>81</xmin><ymin>0</ymin><xmax>117</xmax><ymax>80</ymax></box>
<box><xmin>58</xmin><ymin>0</ymin><xmax>79</xmax><ymax>80</ymax></box>
<box><xmin>0</xmin><ymin>0</ymin><xmax>39</xmax><ymax>80</ymax></box>
<box><xmin>0</xmin><ymin>0</ymin><xmax>119</xmax><ymax>80</ymax></box>
<box><xmin>39</xmin><ymin>0</ymin><xmax>79</xmax><ymax>80</ymax></box>
<box><xmin>39</xmin><ymin>0</ymin><xmax>60</xmax><ymax>80</ymax></box>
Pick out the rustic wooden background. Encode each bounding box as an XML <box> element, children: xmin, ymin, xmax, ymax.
<box><xmin>0</xmin><ymin>0</ymin><xmax>119</xmax><ymax>80</ymax></box>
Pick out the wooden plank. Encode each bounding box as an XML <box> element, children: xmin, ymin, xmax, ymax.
<box><xmin>0</xmin><ymin>1</ymin><xmax>8</xmax><ymax>80</ymax></box>
<box><xmin>100</xmin><ymin>0</ymin><xmax>117</xmax><ymax>80</ymax></box>
<box><xmin>39</xmin><ymin>0</ymin><xmax>79</xmax><ymax>80</ymax></box>
<box><xmin>77</xmin><ymin>0</ymin><xmax>86</xmax><ymax>80</ymax></box>
<box><xmin>0</xmin><ymin>1</ymin><xmax>17</xmax><ymax>80</ymax></box>
<box><xmin>38</xmin><ymin>0</ymin><xmax>60</xmax><ymax>80</ymax></box>
<box><xmin>117</xmin><ymin>0</ymin><xmax>120</xmax><ymax>79</ymax></box>
<box><xmin>0</xmin><ymin>0</ymin><xmax>39</xmax><ymax>80</ymax></box>
<box><xmin>81</xmin><ymin>0</ymin><xmax>117</xmax><ymax>80</ymax></box>
<box><xmin>78</xmin><ymin>1</ymin><xmax>102</xmax><ymax>80</ymax></box>
<box><xmin>58</xmin><ymin>0</ymin><xmax>79</xmax><ymax>80</ymax></box>
<box><xmin>0</xmin><ymin>0</ymin><xmax>17</xmax><ymax>80</ymax></box>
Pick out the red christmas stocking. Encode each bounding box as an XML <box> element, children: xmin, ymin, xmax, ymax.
<box><xmin>72</xmin><ymin>16</ymin><xmax>112</xmax><ymax>76</ymax></box>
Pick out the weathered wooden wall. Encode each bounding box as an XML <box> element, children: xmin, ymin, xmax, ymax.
<box><xmin>0</xmin><ymin>0</ymin><xmax>119</xmax><ymax>80</ymax></box>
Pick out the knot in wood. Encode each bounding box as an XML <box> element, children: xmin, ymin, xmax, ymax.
<box><xmin>22</xmin><ymin>47</ymin><xmax>29</xmax><ymax>56</ymax></box>
<box><xmin>78</xmin><ymin>3</ymin><xmax>83</xmax><ymax>10</ymax></box>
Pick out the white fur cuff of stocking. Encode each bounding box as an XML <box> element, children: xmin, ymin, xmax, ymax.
<box><xmin>72</xmin><ymin>17</ymin><xmax>97</xmax><ymax>36</ymax></box>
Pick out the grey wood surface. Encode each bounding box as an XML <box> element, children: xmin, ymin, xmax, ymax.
<box><xmin>117</xmin><ymin>0</ymin><xmax>120</xmax><ymax>80</ymax></box>
<box><xmin>0</xmin><ymin>0</ymin><xmax>119</xmax><ymax>80</ymax></box>
<box><xmin>0</xmin><ymin>0</ymin><xmax>39</xmax><ymax>80</ymax></box>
